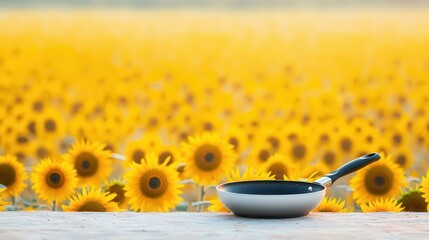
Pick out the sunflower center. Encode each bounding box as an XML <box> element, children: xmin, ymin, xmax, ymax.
<box><xmin>33</xmin><ymin>101</ymin><xmax>44</xmax><ymax>112</ymax></box>
<box><xmin>139</xmin><ymin>169</ymin><xmax>168</xmax><ymax>198</ymax></box>
<box><xmin>267</xmin><ymin>163</ymin><xmax>288</xmax><ymax>180</ymax></box>
<box><xmin>0</xmin><ymin>163</ymin><xmax>16</xmax><ymax>187</ymax></box>
<box><xmin>78</xmin><ymin>201</ymin><xmax>107</xmax><ymax>212</ymax></box>
<box><xmin>267</xmin><ymin>137</ymin><xmax>280</xmax><ymax>150</ymax></box>
<box><xmin>205</xmin><ymin>153</ymin><xmax>214</xmax><ymax>162</ymax></box>
<box><xmin>340</xmin><ymin>138</ymin><xmax>352</xmax><ymax>152</ymax></box>
<box><xmin>258</xmin><ymin>150</ymin><xmax>270</xmax><ymax>163</ymax></box>
<box><xmin>395</xmin><ymin>154</ymin><xmax>406</xmax><ymax>167</ymax></box>
<box><xmin>228</xmin><ymin>137</ymin><xmax>239</xmax><ymax>150</ymax></box>
<box><xmin>158</xmin><ymin>151</ymin><xmax>174</xmax><ymax>166</ymax></box>
<box><xmin>16</xmin><ymin>135</ymin><xmax>29</xmax><ymax>144</ymax></box>
<box><xmin>320</xmin><ymin>134</ymin><xmax>329</xmax><ymax>143</ymax></box>
<box><xmin>149</xmin><ymin>177</ymin><xmax>161</xmax><ymax>189</ymax></box>
<box><xmin>288</xmin><ymin>133</ymin><xmax>298</xmax><ymax>141</ymax></box>
<box><xmin>292</xmin><ymin>144</ymin><xmax>306</xmax><ymax>160</ymax></box>
<box><xmin>194</xmin><ymin>144</ymin><xmax>222</xmax><ymax>171</ymax></box>
<box><xmin>393</xmin><ymin>134</ymin><xmax>402</xmax><ymax>145</ymax></box>
<box><xmin>203</xmin><ymin>122</ymin><xmax>214</xmax><ymax>131</ymax></box>
<box><xmin>44</xmin><ymin>119</ymin><xmax>57</xmax><ymax>132</ymax></box>
<box><xmin>323</xmin><ymin>151</ymin><xmax>336</xmax><ymax>166</ymax></box>
<box><xmin>74</xmin><ymin>152</ymin><xmax>99</xmax><ymax>177</ymax></box>
<box><xmin>400</xmin><ymin>192</ymin><xmax>427</xmax><ymax>212</ymax></box>
<box><xmin>366</xmin><ymin>136</ymin><xmax>373</xmax><ymax>143</ymax></box>
<box><xmin>36</xmin><ymin>147</ymin><xmax>49</xmax><ymax>159</ymax></box>
<box><xmin>46</xmin><ymin>169</ymin><xmax>65</xmax><ymax>189</ymax></box>
<box><xmin>108</xmin><ymin>184</ymin><xmax>126</xmax><ymax>205</ymax></box>
<box><xmin>364</xmin><ymin>165</ymin><xmax>394</xmax><ymax>195</ymax></box>
<box><xmin>28</xmin><ymin>121</ymin><xmax>36</xmax><ymax>135</ymax></box>
<box><xmin>132</xmin><ymin>150</ymin><xmax>145</xmax><ymax>164</ymax></box>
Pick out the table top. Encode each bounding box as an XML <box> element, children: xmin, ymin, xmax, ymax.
<box><xmin>0</xmin><ymin>212</ymin><xmax>428</xmax><ymax>239</ymax></box>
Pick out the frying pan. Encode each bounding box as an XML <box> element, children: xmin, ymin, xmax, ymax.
<box><xmin>216</xmin><ymin>152</ymin><xmax>381</xmax><ymax>218</ymax></box>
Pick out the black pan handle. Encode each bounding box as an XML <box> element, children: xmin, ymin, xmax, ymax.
<box><xmin>314</xmin><ymin>152</ymin><xmax>381</xmax><ymax>187</ymax></box>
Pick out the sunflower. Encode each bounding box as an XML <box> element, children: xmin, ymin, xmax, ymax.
<box><xmin>105</xmin><ymin>179</ymin><xmax>128</xmax><ymax>209</ymax></box>
<box><xmin>62</xmin><ymin>187</ymin><xmax>121</xmax><ymax>212</ymax></box>
<box><xmin>181</xmin><ymin>132</ymin><xmax>235</xmax><ymax>186</ymax></box>
<box><xmin>283</xmin><ymin>169</ymin><xmax>321</xmax><ymax>182</ymax></box>
<box><xmin>226</xmin><ymin>167</ymin><xmax>275</xmax><ymax>182</ymax></box>
<box><xmin>208</xmin><ymin>198</ymin><xmax>229</xmax><ymax>212</ymax></box>
<box><xmin>350</xmin><ymin>153</ymin><xmax>407</xmax><ymax>204</ymax></box>
<box><xmin>360</xmin><ymin>198</ymin><xmax>404</xmax><ymax>212</ymax></box>
<box><xmin>124</xmin><ymin>135</ymin><xmax>162</xmax><ymax>165</ymax></box>
<box><xmin>262</xmin><ymin>153</ymin><xmax>297</xmax><ymax>180</ymax></box>
<box><xmin>31</xmin><ymin>157</ymin><xmax>78</xmax><ymax>203</ymax></box>
<box><xmin>318</xmin><ymin>144</ymin><xmax>343</xmax><ymax>171</ymax></box>
<box><xmin>420</xmin><ymin>170</ymin><xmax>429</xmax><ymax>204</ymax></box>
<box><xmin>247</xmin><ymin>140</ymin><xmax>275</xmax><ymax>167</ymax></box>
<box><xmin>313</xmin><ymin>197</ymin><xmax>351</xmax><ymax>213</ymax></box>
<box><xmin>0</xmin><ymin>188</ymin><xmax>8</xmax><ymax>211</ymax></box>
<box><xmin>283</xmin><ymin>139</ymin><xmax>313</xmax><ymax>165</ymax></box>
<box><xmin>155</xmin><ymin>144</ymin><xmax>181</xmax><ymax>167</ymax></box>
<box><xmin>335</xmin><ymin>128</ymin><xmax>357</xmax><ymax>157</ymax></box>
<box><xmin>0</xmin><ymin>155</ymin><xmax>28</xmax><ymax>197</ymax></box>
<box><xmin>124</xmin><ymin>153</ymin><xmax>182</xmax><ymax>212</ymax></box>
<box><xmin>208</xmin><ymin>167</ymin><xmax>275</xmax><ymax>212</ymax></box>
<box><xmin>62</xmin><ymin>139</ymin><xmax>112</xmax><ymax>186</ymax></box>
<box><xmin>223</xmin><ymin>125</ymin><xmax>248</xmax><ymax>156</ymax></box>
<box><xmin>387</xmin><ymin>125</ymin><xmax>409</xmax><ymax>148</ymax></box>
<box><xmin>35</xmin><ymin>107</ymin><xmax>65</xmax><ymax>140</ymax></box>
<box><xmin>398</xmin><ymin>189</ymin><xmax>428</xmax><ymax>212</ymax></box>
<box><xmin>260</xmin><ymin>128</ymin><xmax>283</xmax><ymax>151</ymax></box>
<box><xmin>392</xmin><ymin>147</ymin><xmax>413</xmax><ymax>170</ymax></box>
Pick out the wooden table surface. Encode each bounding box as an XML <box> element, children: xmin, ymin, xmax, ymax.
<box><xmin>0</xmin><ymin>212</ymin><xmax>428</xmax><ymax>239</ymax></box>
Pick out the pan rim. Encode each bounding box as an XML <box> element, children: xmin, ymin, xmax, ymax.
<box><xmin>216</xmin><ymin>179</ymin><xmax>326</xmax><ymax>197</ymax></box>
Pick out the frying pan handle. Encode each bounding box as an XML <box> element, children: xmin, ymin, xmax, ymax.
<box><xmin>314</xmin><ymin>152</ymin><xmax>381</xmax><ymax>187</ymax></box>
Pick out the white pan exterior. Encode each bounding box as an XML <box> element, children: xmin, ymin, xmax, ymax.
<box><xmin>217</xmin><ymin>188</ymin><xmax>326</xmax><ymax>218</ymax></box>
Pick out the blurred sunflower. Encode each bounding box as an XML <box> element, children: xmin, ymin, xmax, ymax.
<box><xmin>155</xmin><ymin>145</ymin><xmax>181</xmax><ymax>167</ymax></box>
<box><xmin>283</xmin><ymin>139</ymin><xmax>313</xmax><ymax>165</ymax></box>
<box><xmin>335</xmin><ymin>127</ymin><xmax>356</xmax><ymax>157</ymax></box>
<box><xmin>350</xmin><ymin>153</ymin><xmax>407</xmax><ymax>204</ymax></box>
<box><xmin>360</xmin><ymin>198</ymin><xmax>404</xmax><ymax>212</ymax></box>
<box><xmin>398</xmin><ymin>189</ymin><xmax>427</xmax><ymax>212</ymax></box>
<box><xmin>124</xmin><ymin>153</ymin><xmax>182</xmax><ymax>212</ymax></box>
<box><xmin>0</xmin><ymin>188</ymin><xmax>8</xmax><ymax>211</ymax></box>
<box><xmin>223</xmin><ymin>125</ymin><xmax>248</xmax><ymax>156</ymax></box>
<box><xmin>62</xmin><ymin>187</ymin><xmax>121</xmax><ymax>212</ymax></box>
<box><xmin>181</xmin><ymin>132</ymin><xmax>235</xmax><ymax>186</ymax></box>
<box><xmin>62</xmin><ymin>139</ymin><xmax>112</xmax><ymax>186</ymax></box>
<box><xmin>313</xmin><ymin>197</ymin><xmax>351</xmax><ymax>213</ymax></box>
<box><xmin>318</xmin><ymin>144</ymin><xmax>342</xmax><ymax>171</ymax></box>
<box><xmin>0</xmin><ymin>155</ymin><xmax>28</xmax><ymax>197</ymax></box>
<box><xmin>262</xmin><ymin>153</ymin><xmax>296</xmax><ymax>180</ymax></box>
<box><xmin>31</xmin><ymin>157</ymin><xmax>77</xmax><ymax>203</ymax></box>
<box><xmin>260</xmin><ymin>128</ymin><xmax>283</xmax><ymax>151</ymax></box>
<box><xmin>247</xmin><ymin>140</ymin><xmax>275</xmax><ymax>167</ymax></box>
<box><xmin>226</xmin><ymin>167</ymin><xmax>275</xmax><ymax>182</ymax></box>
<box><xmin>124</xmin><ymin>134</ymin><xmax>162</xmax><ymax>165</ymax></box>
<box><xmin>35</xmin><ymin>108</ymin><xmax>65</xmax><ymax>140</ymax></box>
<box><xmin>105</xmin><ymin>179</ymin><xmax>128</xmax><ymax>209</ymax></box>
<box><xmin>392</xmin><ymin>147</ymin><xmax>413</xmax><ymax>170</ymax></box>
<box><xmin>208</xmin><ymin>167</ymin><xmax>275</xmax><ymax>212</ymax></box>
<box><xmin>420</xmin><ymin>170</ymin><xmax>429</xmax><ymax>204</ymax></box>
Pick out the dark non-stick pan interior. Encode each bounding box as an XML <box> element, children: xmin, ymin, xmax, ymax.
<box><xmin>218</xmin><ymin>180</ymin><xmax>325</xmax><ymax>195</ymax></box>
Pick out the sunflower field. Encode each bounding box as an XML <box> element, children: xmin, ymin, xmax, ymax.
<box><xmin>1</xmin><ymin>10</ymin><xmax>429</xmax><ymax>213</ymax></box>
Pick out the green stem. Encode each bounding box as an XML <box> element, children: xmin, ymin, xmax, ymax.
<box><xmin>11</xmin><ymin>196</ymin><xmax>16</xmax><ymax>206</ymax></box>
<box><xmin>199</xmin><ymin>185</ymin><xmax>205</xmax><ymax>212</ymax></box>
<box><xmin>52</xmin><ymin>200</ymin><xmax>56</xmax><ymax>211</ymax></box>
